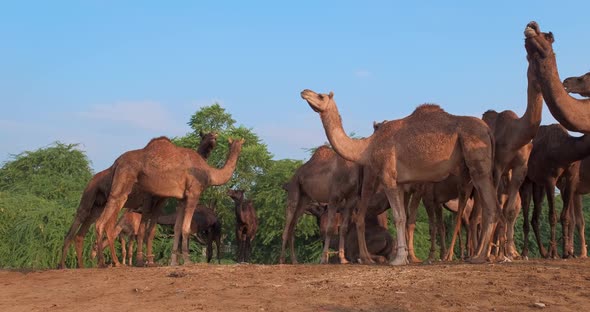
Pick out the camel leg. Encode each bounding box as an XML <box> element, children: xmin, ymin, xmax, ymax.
<box><xmin>120</xmin><ymin>236</ymin><xmax>127</xmax><ymax>266</ymax></box>
<box><xmin>406</xmin><ymin>191</ymin><xmax>422</xmax><ymax>263</ymax></box>
<box><xmin>147</xmin><ymin>198</ymin><xmax>165</xmax><ymax>266</ymax></box>
<box><xmin>105</xmin><ymin>213</ymin><xmax>122</xmax><ymax>267</ymax></box>
<box><xmin>503</xmin><ymin>167</ymin><xmax>526</xmax><ymax>260</ymax></box>
<box><xmin>94</xmin><ymin>171</ymin><xmax>134</xmax><ymax>268</ymax></box>
<box><xmin>436</xmin><ymin>202</ymin><xmax>447</xmax><ymax>260</ymax></box>
<box><xmin>206</xmin><ymin>231</ymin><xmax>213</xmax><ymax>263</ymax></box>
<box><xmin>59</xmin><ymin>203</ymin><xmax>99</xmax><ymax>269</ymax></box>
<box><xmin>337</xmin><ymin>202</ymin><xmax>351</xmax><ymax>264</ymax></box>
<box><xmin>216</xmin><ymin>233</ymin><xmax>222</xmax><ymax>264</ymax></box>
<box><xmin>559</xmin><ymin>178</ymin><xmax>574</xmax><ymax>258</ymax></box>
<box><xmin>470</xmin><ymin>177</ymin><xmax>501</xmax><ymax>264</ymax></box>
<box><xmin>355</xmin><ymin>172</ymin><xmax>380</xmax><ymax>265</ymax></box>
<box><xmin>180</xmin><ymin>195</ymin><xmax>201</xmax><ymax>265</ymax></box>
<box><xmin>545</xmin><ymin>182</ymin><xmax>559</xmax><ymax>259</ymax></box>
<box><xmin>444</xmin><ymin>197</ymin><xmax>467</xmax><ymax>262</ymax></box>
<box><xmin>321</xmin><ymin>200</ymin><xmax>339</xmax><ymax>264</ymax></box>
<box><xmin>531</xmin><ymin>183</ymin><xmax>548</xmax><ymax>258</ymax></box>
<box><xmin>385</xmin><ymin>187</ymin><xmax>409</xmax><ymax>266</ymax></box>
<box><xmin>170</xmin><ymin>201</ymin><xmax>186</xmax><ymax>266</ymax></box>
<box><xmin>520</xmin><ymin>181</ymin><xmax>532</xmax><ymax>259</ymax></box>
<box><xmin>280</xmin><ymin>188</ymin><xmax>305</xmax><ymax>264</ymax></box>
<box><xmin>468</xmin><ymin>199</ymin><xmax>481</xmax><ymax>258</ymax></box>
<box><xmin>573</xmin><ymin>194</ymin><xmax>587</xmax><ymax>258</ymax></box>
<box><xmin>73</xmin><ymin>206</ymin><xmax>102</xmax><ymax>268</ymax></box>
<box><xmin>423</xmin><ymin>196</ymin><xmax>439</xmax><ymax>262</ymax></box>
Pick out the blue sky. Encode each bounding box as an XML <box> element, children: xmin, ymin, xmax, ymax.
<box><xmin>1</xmin><ymin>1</ymin><xmax>590</xmax><ymax>171</ymax></box>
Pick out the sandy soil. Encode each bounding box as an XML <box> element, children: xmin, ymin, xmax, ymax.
<box><xmin>1</xmin><ymin>259</ymin><xmax>589</xmax><ymax>312</ymax></box>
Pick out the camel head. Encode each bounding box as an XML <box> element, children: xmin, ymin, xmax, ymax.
<box><xmin>227</xmin><ymin>137</ymin><xmax>246</xmax><ymax>152</ymax></box>
<box><xmin>563</xmin><ymin>72</ymin><xmax>590</xmax><ymax>97</ymax></box>
<box><xmin>199</xmin><ymin>131</ymin><xmax>218</xmax><ymax>151</ymax></box>
<box><xmin>227</xmin><ymin>189</ymin><xmax>245</xmax><ymax>201</ymax></box>
<box><xmin>300</xmin><ymin>89</ymin><xmax>334</xmax><ymax>113</ymax></box>
<box><xmin>524</xmin><ymin>21</ymin><xmax>555</xmax><ymax>60</ymax></box>
<box><xmin>305</xmin><ymin>202</ymin><xmax>328</xmax><ymax>218</ymax></box>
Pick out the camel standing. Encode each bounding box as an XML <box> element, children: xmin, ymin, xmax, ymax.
<box><xmin>154</xmin><ymin>207</ymin><xmax>223</xmax><ymax>263</ymax></box>
<box><xmin>93</xmin><ymin>135</ymin><xmax>243</xmax><ymax>267</ymax></box>
<box><xmin>301</xmin><ymin>90</ymin><xmax>499</xmax><ymax>265</ymax></box>
<box><xmin>521</xmin><ymin>124</ymin><xmax>590</xmax><ymax>258</ymax></box>
<box><xmin>58</xmin><ymin>132</ymin><xmax>218</xmax><ymax>268</ymax></box>
<box><xmin>557</xmin><ymin>159</ymin><xmax>588</xmax><ymax>258</ymax></box>
<box><xmin>92</xmin><ymin>211</ymin><xmax>142</xmax><ymax>266</ymax></box>
<box><xmin>279</xmin><ymin>145</ymin><xmax>362</xmax><ymax>264</ymax></box>
<box><xmin>227</xmin><ymin>189</ymin><xmax>258</xmax><ymax>263</ymax></box>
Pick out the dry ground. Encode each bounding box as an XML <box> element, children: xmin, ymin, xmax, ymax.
<box><xmin>1</xmin><ymin>259</ymin><xmax>589</xmax><ymax>312</ymax></box>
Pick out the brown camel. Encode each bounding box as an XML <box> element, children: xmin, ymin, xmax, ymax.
<box><xmin>563</xmin><ymin>72</ymin><xmax>590</xmax><ymax>98</ymax></box>
<box><xmin>301</xmin><ymin>90</ymin><xmax>500</xmax><ymax>264</ymax></box>
<box><xmin>92</xmin><ymin>211</ymin><xmax>142</xmax><ymax>266</ymax></box>
<box><xmin>93</xmin><ymin>135</ymin><xmax>243</xmax><ymax>267</ymax></box>
<box><xmin>307</xmin><ymin>205</ymin><xmax>394</xmax><ymax>264</ymax></box>
<box><xmin>524</xmin><ymin>21</ymin><xmax>590</xmax><ymax>133</ymax></box>
<box><xmin>556</xmin><ymin>159</ymin><xmax>588</xmax><ymax>258</ymax></box>
<box><xmin>58</xmin><ymin>131</ymin><xmax>218</xmax><ymax>269</ymax></box>
<box><xmin>279</xmin><ymin>145</ymin><xmax>362</xmax><ymax>264</ymax></box>
<box><xmin>227</xmin><ymin>189</ymin><xmax>258</xmax><ymax>263</ymax></box>
<box><xmin>521</xmin><ymin>124</ymin><xmax>590</xmax><ymax>258</ymax></box>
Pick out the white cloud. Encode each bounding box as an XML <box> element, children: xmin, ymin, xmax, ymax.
<box><xmin>78</xmin><ymin>101</ymin><xmax>183</xmax><ymax>132</ymax></box>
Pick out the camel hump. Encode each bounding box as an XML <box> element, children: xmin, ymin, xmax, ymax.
<box><xmin>145</xmin><ymin>136</ymin><xmax>172</xmax><ymax>147</ymax></box>
<box><xmin>310</xmin><ymin>145</ymin><xmax>335</xmax><ymax>159</ymax></box>
<box><xmin>412</xmin><ymin>104</ymin><xmax>445</xmax><ymax>114</ymax></box>
<box><xmin>536</xmin><ymin>123</ymin><xmax>568</xmax><ymax>141</ymax></box>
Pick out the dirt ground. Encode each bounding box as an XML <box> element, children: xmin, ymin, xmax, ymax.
<box><xmin>1</xmin><ymin>259</ymin><xmax>589</xmax><ymax>312</ymax></box>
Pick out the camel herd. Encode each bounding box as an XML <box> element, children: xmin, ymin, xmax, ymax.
<box><xmin>58</xmin><ymin>21</ymin><xmax>590</xmax><ymax>268</ymax></box>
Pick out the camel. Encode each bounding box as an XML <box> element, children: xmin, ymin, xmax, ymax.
<box><xmin>555</xmin><ymin>159</ymin><xmax>588</xmax><ymax>258</ymax></box>
<box><xmin>523</xmin><ymin>21</ymin><xmax>590</xmax><ymax>134</ymax></box>
<box><xmin>58</xmin><ymin>131</ymin><xmax>218</xmax><ymax>269</ymax></box>
<box><xmin>521</xmin><ymin>124</ymin><xmax>590</xmax><ymax>258</ymax></box>
<box><xmin>227</xmin><ymin>189</ymin><xmax>258</xmax><ymax>263</ymax></box>
<box><xmin>279</xmin><ymin>145</ymin><xmax>363</xmax><ymax>264</ymax></box>
<box><xmin>153</xmin><ymin>207</ymin><xmax>223</xmax><ymax>263</ymax></box>
<box><xmin>91</xmin><ymin>211</ymin><xmax>142</xmax><ymax>266</ymax></box>
<box><xmin>301</xmin><ymin>90</ymin><xmax>500</xmax><ymax>265</ymax></box>
<box><xmin>307</xmin><ymin>205</ymin><xmax>394</xmax><ymax>264</ymax></box>
<box><xmin>92</xmin><ymin>135</ymin><xmax>242</xmax><ymax>267</ymax></box>
<box><xmin>563</xmin><ymin>72</ymin><xmax>590</xmax><ymax>98</ymax></box>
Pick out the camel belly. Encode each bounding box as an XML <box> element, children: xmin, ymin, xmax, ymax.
<box><xmin>136</xmin><ymin>172</ymin><xmax>187</xmax><ymax>199</ymax></box>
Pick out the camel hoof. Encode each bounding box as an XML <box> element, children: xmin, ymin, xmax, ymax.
<box><xmin>389</xmin><ymin>256</ymin><xmax>409</xmax><ymax>266</ymax></box>
<box><xmin>409</xmin><ymin>256</ymin><xmax>422</xmax><ymax>264</ymax></box>
<box><xmin>339</xmin><ymin>259</ymin><xmax>350</xmax><ymax>265</ymax></box>
<box><xmin>146</xmin><ymin>262</ymin><xmax>159</xmax><ymax>267</ymax></box>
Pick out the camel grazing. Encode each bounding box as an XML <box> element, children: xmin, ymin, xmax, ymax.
<box><xmin>301</xmin><ymin>90</ymin><xmax>500</xmax><ymax>265</ymax></box>
<box><xmin>153</xmin><ymin>207</ymin><xmax>223</xmax><ymax>263</ymax></box>
<box><xmin>521</xmin><ymin>124</ymin><xmax>590</xmax><ymax>258</ymax></box>
<box><xmin>480</xmin><ymin>48</ymin><xmax>542</xmax><ymax>259</ymax></box>
<box><xmin>563</xmin><ymin>72</ymin><xmax>590</xmax><ymax>98</ymax></box>
<box><xmin>524</xmin><ymin>21</ymin><xmax>590</xmax><ymax>133</ymax></box>
<box><xmin>307</xmin><ymin>205</ymin><xmax>394</xmax><ymax>264</ymax></box>
<box><xmin>93</xmin><ymin>135</ymin><xmax>243</xmax><ymax>267</ymax></box>
<box><xmin>227</xmin><ymin>189</ymin><xmax>258</xmax><ymax>263</ymax></box>
<box><xmin>58</xmin><ymin>131</ymin><xmax>218</xmax><ymax>269</ymax></box>
<box><xmin>279</xmin><ymin>145</ymin><xmax>363</xmax><ymax>264</ymax></box>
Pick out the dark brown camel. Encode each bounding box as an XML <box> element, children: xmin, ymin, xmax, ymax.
<box><xmin>301</xmin><ymin>90</ymin><xmax>499</xmax><ymax>265</ymax></box>
<box><xmin>93</xmin><ymin>135</ymin><xmax>242</xmax><ymax>267</ymax></box>
<box><xmin>227</xmin><ymin>189</ymin><xmax>258</xmax><ymax>263</ymax></box>
<box><xmin>563</xmin><ymin>72</ymin><xmax>590</xmax><ymax>98</ymax></box>
<box><xmin>524</xmin><ymin>21</ymin><xmax>590</xmax><ymax>133</ymax></box>
<box><xmin>153</xmin><ymin>207</ymin><xmax>223</xmax><ymax>263</ymax></box>
<box><xmin>307</xmin><ymin>205</ymin><xmax>394</xmax><ymax>264</ymax></box>
<box><xmin>279</xmin><ymin>145</ymin><xmax>362</xmax><ymax>264</ymax></box>
<box><xmin>58</xmin><ymin>131</ymin><xmax>218</xmax><ymax>268</ymax></box>
<box><xmin>521</xmin><ymin>124</ymin><xmax>590</xmax><ymax>258</ymax></box>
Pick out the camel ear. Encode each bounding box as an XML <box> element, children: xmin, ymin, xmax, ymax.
<box><xmin>328</xmin><ymin>91</ymin><xmax>334</xmax><ymax>99</ymax></box>
<box><xmin>228</xmin><ymin>138</ymin><xmax>234</xmax><ymax>144</ymax></box>
<box><xmin>239</xmin><ymin>138</ymin><xmax>245</xmax><ymax>144</ymax></box>
<box><xmin>546</xmin><ymin>32</ymin><xmax>554</xmax><ymax>43</ymax></box>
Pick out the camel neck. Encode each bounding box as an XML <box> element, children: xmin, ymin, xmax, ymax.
<box><xmin>319</xmin><ymin>103</ymin><xmax>370</xmax><ymax>164</ymax></box>
<box><xmin>567</xmin><ymin>134</ymin><xmax>590</xmax><ymax>163</ymax></box>
<box><xmin>207</xmin><ymin>143</ymin><xmax>242</xmax><ymax>186</ymax></box>
<box><xmin>535</xmin><ymin>55</ymin><xmax>590</xmax><ymax>133</ymax></box>
<box><xmin>517</xmin><ymin>61</ymin><xmax>543</xmax><ymax>142</ymax></box>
